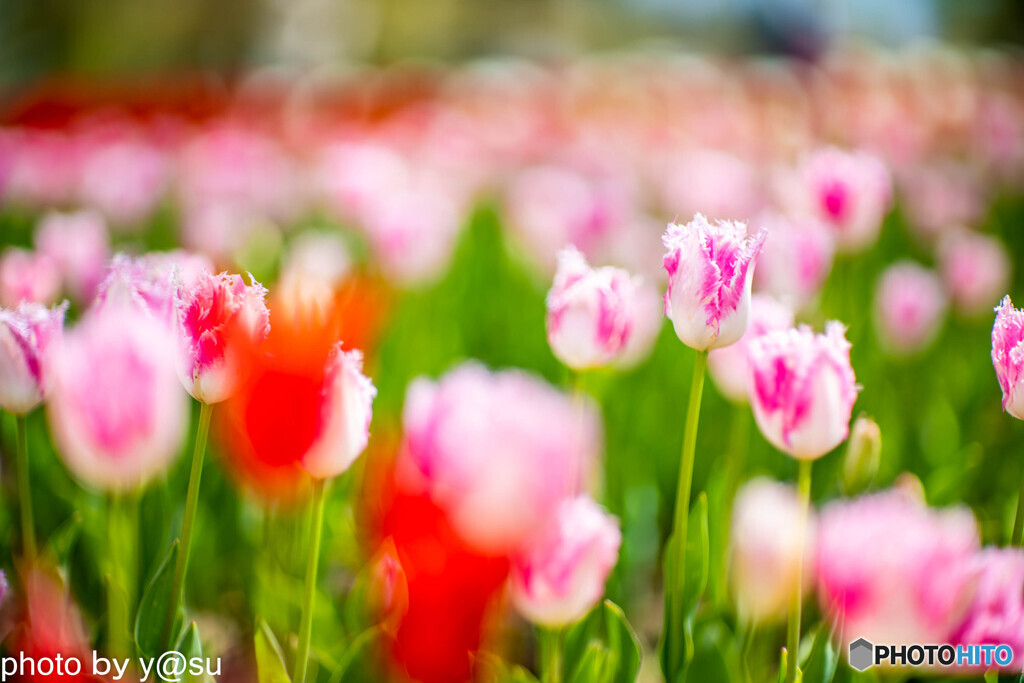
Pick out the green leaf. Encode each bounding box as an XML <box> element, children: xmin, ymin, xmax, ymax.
<box><xmin>175</xmin><ymin>621</ymin><xmax>206</xmax><ymax>683</ymax></box>
<box><xmin>45</xmin><ymin>511</ymin><xmax>83</xmax><ymax>567</ymax></box>
<box><xmin>329</xmin><ymin>626</ymin><xmax>385</xmax><ymax>683</ymax></box>
<box><xmin>659</xmin><ymin>494</ymin><xmax>710</xmax><ymax>682</ymax></box>
<box><xmin>567</xmin><ymin>642</ymin><xmax>614</xmax><ymax>683</ymax></box>
<box><xmin>800</xmin><ymin>624</ymin><xmax>838</xmax><ymax>683</ymax></box>
<box><xmin>564</xmin><ymin>601</ymin><xmax>641</xmax><ymax>683</ymax></box>
<box><xmin>135</xmin><ymin>541</ymin><xmax>182</xmax><ymax>659</ymax></box>
<box><xmin>255</xmin><ymin>619</ymin><xmax>292</xmax><ymax>683</ymax></box>
<box><xmin>473</xmin><ymin>652</ymin><xmax>540</xmax><ymax>683</ymax></box>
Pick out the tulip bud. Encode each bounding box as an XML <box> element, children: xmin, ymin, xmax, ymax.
<box><xmin>0</xmin><ymin>248</ymin><xmax>60</xmax><ymax>308</ymax></box>
<box><xmin>366</xmin><ymin>538</ymin><xmax>408</xmax><ymax>635</ymax></box>
<box><xmin>747</xmin><ymin>322</ymin><xmax>859</xmax><ymax>460</ymax></box>
<box><xmin>47</xmin><ymin>305</ymin><xmax>187</xmax><ymax>491</ymax></box>
<box><xmin>0</xmin><ymin>302</ymin><xmax>67</xmax><ymax>415</ymax></box>
<box><xmin>546</xmin><ymin>246</ymin><xmax>638</xmax><ymax>370</ymax></box>
<box><xmin>509</xmin><ymin>496</ymin><xmax>622</xmax><ymax>627</ymax></box>
<box><xmin>729</xmin><ymin>478</ymin><xmax>814</xmax><ymax>624</ymax></box>
<box><xmin>992</xmin><ymin>296</ymin><xmax>1024</xmax><ymax>420</ymax></box>
<box><xmin>708</xmin><ymin>294</ymin><xmax>794</xmax><ymax>403</ymax></box>
<box><xmin>300</xmin><ymin>345</ymin><xmax>376</xmax><ymax>480</ymax></box>
<box><xmin>174</xmin><ymin>270</ymin><xmax>270</xmax><ymax>404</ymax></box>
<box><xmin>842</xmin><ymin>416</ymin><xmax>882</xmax><ymax>495</ymax></box>
<box><xmin>873</xmin><ymin>262</ymin><xmax>947</xmax><ymax>357</ymax></box>
<box><xmin>662</xmin><ymin>214</ymin><xmax>766</xmax><ymax>351</ymax></box>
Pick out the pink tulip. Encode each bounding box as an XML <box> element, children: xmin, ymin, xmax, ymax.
<box><xmin>816</xmin><ymin>490</ymin><xmax>979</xmax><ymax>648</ymax></box>
<box><xmin>546</xmin><ymin>246</ymin><xmax>638</xmax><ymax>370</ymax></box>
<box><xmin>0</xmin><ymin>302</ymin><xmax>67</xmax><ymax>415</ymax></box>
<box><xmin>659</xmin><ymin>149</ymin><xmax>762</xmax><ymax>221</ymax></box>
<box><xmin>796</xmin><ymin>147</ymin><xmax>892</xmax><ymax>252</ymax></box>
<box><xmin>752</xmin><ymin>211</ymin><xmax>835</xmax><ymax>310</ymax></box>
<box><xmin>94</xmin><ymin>253</ymin><xmax>179</xmax><ymax>324</ymax></box>
<box><xmin>708</xmin><ymin>294</ymin><xmax>794</xmax><ymax>403</ymax></box>
<box><xmin>898</xmin><ymin>163</ymin><xmax>984</xmax><ymax>240</ymax></box>
<box><xmin>78</xmin><ymin>138</ymin><xmax>169</xmax><ymax>226</ymax></box>
<box><xmin>317</xmin><ymin>141</ymin><xmax>410</xmax><ymax>224</ymax></box>
<box><xmin>662</xmin><ymin>214</ymin><xmax>766</xmax><ymax>351</ymax></box>
<box><xmin>953</xmin><ymin>549</ymin><xmax>1024</xmax><ymax>666</ymax></box>
<box><xmin>300</xmin><ymin>346</ymin><xmax>377</xmax><ymax>479</ymax></box>
<box><xmin>508</xmin><ymin>496</ymin><xmax>621</xmax><ymax>627</ymax></box>
<box><xmin>729</xmin><ymin>478</ymin><xmax>814</xmax><ymax>624</ymax></box>
<box><xmin>34</xmin><ymin>210</ymin><xmax>110</xmax><ymax>303</ymax></box>
<box><xmin>991</xmin><ymin>296</ymin><xmax>1024</xmax><ymax>420</ymax></box>
<box><xmin>940</xmin><ymin>230</ymin><xmax>1011</xmax><ymax>317</ymax></box>
<box><xmin>398</xmin><ymin>363</ymin><xmax>600</xmax><ymax>554</ymax></box>
<box><xmin>174</xmin><ymin>270</ymin><xmax>270</xmax><ymax>405</ymax></box>
<box><xmin>748</xmin><ymin>323</ymin><xmax>858</xmax><ymax>460</ymax></box>
<box><xmin>873</xmin><ymin>262</ymin><xmax>947</xmax><ymax>356</ymax></box>
<box><xmin>0</xmin><ymin>249</ymin><xmax>60</xmax><ymax>308</ymax></box>
<box><xmin>47</xmin><ymin>305</ymin><xmax>187</xmax><ymax>491</ymax></box>
<box><xmin>615</xmin><ymin>280</ymin><xmax>663</xmax><ymax>369</ymax></box>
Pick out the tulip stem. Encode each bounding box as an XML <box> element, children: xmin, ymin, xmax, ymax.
<box><xmin>294</xmin><ymin>478</ymin><xmax>327</xmax><ymax>683</ymax></box>
<box><xmin>107</xmin><ymin>494</ymin><xmax>136</xmax><ymax>660</ymax></box>
<box><xmin>785</xmin><ymin>459</ymin><xmax>813</xmax><ymax>683</ymax></box>
<box><xmin>539</xmin><ymin>627</ymin><xmax>564</xmax><ymax>683</ymax></box>
<box><xmin>15</xmin><ymin>415</ymin><xmax>36</xmax><ymax>559</ymax></box>
<box><xmin>165</xmin><ymin>401</ymin><xmax>212</xmax><ymax>646</ymax></box>
<box><xmin>666</xmin><ymin>349</ymin><xmax>708</xmax><ymax>676</ymax></box>
<box><xmin>1012</xmin><ymin>465</ymin><xmax>1024</xmax><ymax>545</ymax></box>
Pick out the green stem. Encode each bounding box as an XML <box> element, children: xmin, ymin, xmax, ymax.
<box><xmin>540</xmin><ymin>627</ymin><xmax>564</xmax><ymax>683</ymax></box>
<box><xmin>1012</xmin><ymin>464</ymin><xmax>1024</xmax><ymax>545</ymax></box>
<box><xmin>666</xmin><ymin>349</ymin><xmax>708</xmax><ymax>675</ymax></box>
<box><xmin>785</xmin><ymin>460</ymin><xmax>813</xmax><ymax>683</ymax></box>
<box><xmin>164</xmin><ymin>401</ymin><xmax>212</xmax><ymax>645</ymax></box>
<box><xmin>15</xmin><ymin>415</ymin><xmax>36</xmax><ymax>559</ymax></box>
<box><xmin>107</xmin><ymin>494</ymin><xmax>135</xmax><ymax>659</ymax></box>
<box><xmin>294</xmin><ymin>478</ymin><xmax>327</xmax><ymax>683</ymax></box>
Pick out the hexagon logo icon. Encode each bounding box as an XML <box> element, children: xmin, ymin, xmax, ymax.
<box><xmin>849</xmin><ymin>638</ymin><xmax>874</xmax><ymax>671</ymax></box>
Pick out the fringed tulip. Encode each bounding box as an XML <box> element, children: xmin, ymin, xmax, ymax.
<box><xmin>34</xmin><ymin>210</ymin><xmax>110</xmax><ymax>302</ymax></box>
<box><xmin>0</xmin><ymin>302</ymin><xmax>66</xmax><ymax>415</ymax></box>
<box><xmin>873</xmin><ymin>262</ymin><xmax>947</xmax><ymax>357</ymax></box>
<box><xmin>940</xmin><ymin>230</ymin><xmax>1011</xmax><ymax>317</ymax></box>
<box><xmin>509</xmin><ymin>496</ymin><xmax>621</xmax><ymax>627</ymax></box>
<box><xmin>399</xmin><ymin>363</ymin><xmax>600</xmax><ymax>554</ymax></box>
<box><xmin>174</xmin><ymin>270</ymin><xmax>270</xmax><ymax>404</ymax></box>
<box><xmin>0</xmin><ymin>248</ymin><xmax>60</xmax><ymax>308</ymax></box>
<box><xmin>300</xmin><ymin>345</ymin><xmax>377</xmax><ymax>480</ymax></box>
<box><xmin>993</xmin><ymin>296</ymin><xmax>1024</xmax><ymax>420</ymax></box>
<box><xmin>796</xmin><ymin>147</ymin><xmax>892</xmax><ymax>252</ymax></box>
<box><xmin>729</xmin><ymin>478</ymin><xmax>814</xmax><ymax>624</ymax></box>
<box><xmin>662</xmin><ymin>214</ymin><xmax>766</xmax><ymax>351</ymax></box>
<box><xmin>816</xmin><ymin>491</ymin><xmax>979</xmax><ymax>649</ymax></box>
<box><xmin>94</xmin><ymin>253</ymin><xmax>179</xmax><ymax>324</ymax></box>
<box><xmin>708</xmin><ymin>294</ymin><xmax>794</xmax><ymax>403</ymax></box>
<box><xmin>748</xmin><ymin>323</ymin><xmax>859</xmax><ymax>460</ymax></box>
<box><xmin>47</xmin><ymin>304</ymin><xmax>187</xmax><ymax>491</ymax></box>
<box><xmin>954</xmin><ymin>549</ymin><xmax>1024</xmax><ymax>667</ymax></box>
<box><xmin>546</xmin><ymin>246</ymin><xmax>638</xmax><ymax>370</ymax></box>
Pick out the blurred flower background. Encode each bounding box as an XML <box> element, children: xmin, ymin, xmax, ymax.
<box><xmin>1</xmin><ymin>1</ymin><xmax>1024</xmax><ymax>682</ymax></box>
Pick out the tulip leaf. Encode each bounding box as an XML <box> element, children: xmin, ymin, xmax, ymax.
<box><xmin>255</xmin><ymin>618</ymin><xmax>292</xmax><ymax>683</ymax></box>
<box><xmin>45</xmin><ymin>511</ymin><xmax>83</xmax><ymax>567</ymax></box>
<box><xmin>801</xmin><ymin>624</ymin><xmax>839</xmax><ymax>683</ymax></box>
<box><xmin>174</xmin><ymin>621</ymin><xmax>207</xmax><ymax>683</ymax></box>
<box><xmin>329</xmin><ymin>626</ymin><xmax>386</xmax><ymax>683</ymax></box>
<box><xmin>135</xmin><ymin>541</ymin><xmax>182</xmax><ymax>660</ymax></box>
<box><xmin>567</xmin><ymin>642</ymin><xmax>614</xmax><ymax>683</ymax></box>
<box><xmin>659</xmin><ymin>493</ymin><xmax>709</xmax><ymax>682</ymax></box>
<box><xmin>473</xmin><ymin>652</ymin><xmax>540</xmax><ymax>683</ymax></box>
<box><xmin>564</xmin><ymin>600</ymin><xmax>641</xmax><ymax>683</ymax></box>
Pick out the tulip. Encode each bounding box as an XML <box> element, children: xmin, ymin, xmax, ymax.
<box><xmin>659</xmin><ymin>149</ymin><xmax>762</xmax><ymax>222</ymax></box>
<box><xmin>991</xmin><ymin>296</ymin><xmax>1024</xmax><ymax>545</ymax></box>
<box><xmin>662</xmin><ymin>214</ymin><xmax>766</xmax><ymax>352</ymax></box>
<box><xmin>34</xmin><ymin>210</ymin><xmax>110</xmax><ymax>303</ymax></box>
<box><xmin>174</xmin><ymin>270</ymin><xmax>270</xmax><ymax>405</ymax></box>
<box><xmin>708</xmin><ymin>294</ymin><xmax>794</xmax><ymax>403</ymax></box>
<box><xmin>509</xmin><ymin>496</ymin><xmax>622</xmax><ymax>628</ymax></box>
<box><xmin>615</xmin><ymin>280</ymin><xmax>663</xmax><ymax>369</ymax></box>
<box><xmin>0</xmin><ymin>301</ymin><xmax>66</xmax><ymax>558</ymax></box>
<box><xmin>398</xmin><ymin>363</ymin><xmax>600</xmax><ymax>555</ymax></box>
<box><xmin>953</xmin><ymin>549</ymin><xmax>1024</xmax><ymax>669</ymax></box>
<box><xmin>0</xmin><ymin>248</ymin><xmax>60</xmax><ymax>308</ymax></box>
<box><xmin>752</xmin><ymin>211</ymin><xmax>835</xmax><ymax>311</ymax></box>
<box><xmin>940</xmin><ymin>230</ymin><xmax>1011</xmax><ymax>317</ymax></box>
<box><xmin>94</xmin><ymin>252</ymin><xmax>179</xmax><ymax>324</ymax></box>
<box><xmin>78</xmin><ymin>138</ymin><xmax>168</xmax><ymax>226</ymax></box>
<box><xmin>795</xmin><ymin>147</ymin><xmax>892</xmax><ymax>253</ymax></box>
<box><xmin>545</xmin><ymin>246</ymin><xmax>638</xmax><ymax>370</ymax></box>
<box><xmin>47</xmin><ymin>304</ymin><xmax>187</xmax><ymax>492</ymax></box>
<box><xmin>729</xmin><ymin>478</ymin><xmax>814</xmax><ymax>625</ymax></box>
<box><xmin>747</xmin><ymin>323</ymin><xmax>859</xmax><ymax>461</ymax></box>
<box><xmin>816</xmin><ymin>491</ymin><xmax>979</xmax><ymax>649</ymax></box>
<box><xmin>873</xmin><ymin>262</ymin><xmax>947</xmax><ymax>357</ymax></box>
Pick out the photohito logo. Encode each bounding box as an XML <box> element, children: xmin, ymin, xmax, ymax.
<box><xmin>848</xmin><ymin>638</ymin><xmax>1013</xmax><ymax>671</ymax></box>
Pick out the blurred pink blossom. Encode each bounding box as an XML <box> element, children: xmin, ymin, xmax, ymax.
<box><xmin>873</xmin><ymin>262</ymin><xmax>948</xmax><ymax>357</ymax></box>
<box><xmin>752</xmin><ymin>211</ymin><xmax>835</xmax><ymax>311</ymax></box>
<box><xmin>34</xmin><ymin>210</ymin><xmax>110</xmax><ymax>303</ymax></box>
<box><xmin>658</xmin><ymin>148</ymin><xmax>763</xmax><ymax>221</ymax></box>
<box><xmin>662</xmin><ymin>214</ymin><xmax>766</xmax><ymax>351</ymax></box>
<box><xmin>748</xmin><ymin>323</ymin><xmax>858</xmax><ymax>460</ymax></box>
<box><xmin>953</xmin><ymin>549</ymin><xmax>1024</xmax><ymax>667</ymax></box>
<box><xmin>939</xmin><ymin>230</ymin><xmax>1012</xmax><ymax>317</ymax></box>
<box><xmin>508</xmin><ymin>496</ymin><xmax>621</xmax><ymax>627</ymax></box>
<box><xmin>0</xmin><ymin>302</ymin><xmax>67</xmax><ymax>415</ymax></box>
<box><xmin>398</xmin><ymin>363</ymin><xmax>600</xmax><ymax>554</ymax></box>
<box><xmin>0</xmin><ymin>248</ymin><xmax>60</xmax><ymax>308</ymax></box>
<box><xmin>78</xmin><ymin>138</ymin><xmax>169</xmax><ymax>227</ymax></box>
